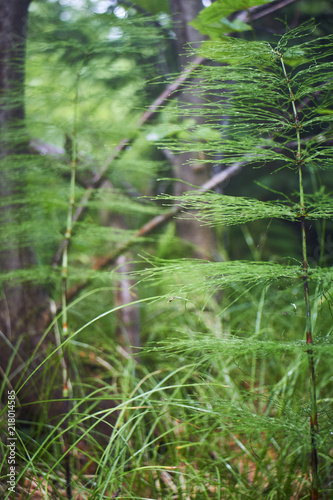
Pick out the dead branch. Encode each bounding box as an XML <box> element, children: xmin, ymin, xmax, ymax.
<box><xmin>62</xmin><ymin>161</ymin><xmax>243</xmax><ymax>305</ymax></box>
<box><xmin>52</xmin><ymin>58</ymin><xmax>204</xmax><ymax>266</ymax></box>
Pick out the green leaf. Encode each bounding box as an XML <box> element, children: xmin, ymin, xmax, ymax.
<box><xmin>192</xmin><ymin>16</ymin><xmax>251</xmax><ymax>37</ymax></box>
<box><xmin>145</xmin><ymin>119</ymin><xmax>197</xmax><ymax>141</ymax></box>
<box><xmin>190</xmin><ymin>0</ymin><xmax>273</xmax><ymax>37</ymax></box>
<box><xmin>218</xmin><ymin>17</ymin><xmax>252</xmax><ymax>33</ymax></box>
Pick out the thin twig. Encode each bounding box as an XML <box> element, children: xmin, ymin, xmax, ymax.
<box><xmin>52</xmin><ymin>57</ymin><xmax>204</xmax><ymax>266</ymax></box>
<box><xmin>38</xmin><ymin>162</ymin><xmax>243</xmax><ymax>328</ymax></box>
<box><xmin>60</xmin><ymin>161</ymin><xmax>243</xmax><ymax>305</ymax></box>
<box><xmin>248</xmin><ymin>0</ymin><xmax>299</xmax><ymax>22</ymax></box>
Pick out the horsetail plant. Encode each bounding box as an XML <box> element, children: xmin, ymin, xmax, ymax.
<box><xmin>59</xmin><ymin>69</ymin><xmax>81</xmax><ymax>500</ymax></box>
<box><xmin>277</xmin><ymin>41</ymin><xmax>320</xmax><ymax>495</ymax></box>
<box><xmin>138</xmin><ymin>22</ymin><xmax>333</xmax><ymax>498</ymax></box>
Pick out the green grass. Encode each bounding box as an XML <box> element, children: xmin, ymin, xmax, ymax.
<box><xmin>1</xmin><ymin>281</ymin><xmax>332</xmax><ymax>498</ymax></box>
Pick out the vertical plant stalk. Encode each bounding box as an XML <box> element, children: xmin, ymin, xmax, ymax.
<box><xmin>280</xmin><ymin>55</ymin><xmax>319</xmax><ymax>498</ymax></box>
<box><xmin>60</xmin><ymin>73</ymin><xmax>80</xmax><ymax>500</ymax></box>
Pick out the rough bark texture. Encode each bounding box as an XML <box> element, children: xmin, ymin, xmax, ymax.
<box><xmin>169</xmin><ymin>0</ymin><xmax>215</xmax><ymax>256</ymax></box>
<box><xmin>0</xmin><ymin>0</ymin><xmax>53</xmax><ymax>412</ymax></box>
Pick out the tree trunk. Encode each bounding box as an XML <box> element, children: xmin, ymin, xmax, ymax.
<box><xmin>169</xmin><ymin>0</ymin><xmax>216</xmax><ymax>256</ymax></box>
<box><xmin>0</xmin><ymin>0</ymin><xmax>52</xmax><ymax>409</ymax></box>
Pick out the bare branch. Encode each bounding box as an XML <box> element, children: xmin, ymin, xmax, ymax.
<box><xmin>52</xmin><ymin>57</ymin><xmax>204</xmax><ymax>266</ymax></box>
<box><xmin>60</xmin><ymin>161</ymin><xmax>243</xmax><ymax>306</ymax></box>
<box><xmin>248</xmin><ymin>0</ymin><xmax>299</xmax><ymax>22</ymax></box>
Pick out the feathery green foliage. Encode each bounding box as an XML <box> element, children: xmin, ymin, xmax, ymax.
<box><xmin>137</xmin><ymin>20</ymin><xmax>333</xmax><ymax>498</ymax></box>
<box><xmin>1</xmin><ymin>2</ymin><xmax>333</xmax><ymax>499</ymax></box>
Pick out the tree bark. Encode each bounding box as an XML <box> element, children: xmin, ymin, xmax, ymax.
<box><xmin>169</xmin><ymin>0</ymin><xmax>216</xmax><ymax>256</ymax></box>
<box><xmin>0</xmin><ymin>0</ymin><xmax>31</xmax><ymax>146</ymax></box>
<box><xmin>0</xmin><ymin>0</ymin><xmax>52</xmax><ymax>408</ymax></box>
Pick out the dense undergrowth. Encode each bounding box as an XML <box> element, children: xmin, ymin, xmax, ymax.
<box><xmin>0</xmin><ymin>1</ymin><xmax>333</xmax><ymax>499</ymax></box>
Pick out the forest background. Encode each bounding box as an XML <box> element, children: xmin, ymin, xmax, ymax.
<box><xmin>0</xmin><ymin>0</ymin><xmax>333</xmax><ymax>498</ymax></box>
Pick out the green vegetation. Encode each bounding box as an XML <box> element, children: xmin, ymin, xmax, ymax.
<box><xmin>0</xmin><ymin>1</ymin><xmax>332</xmax><ymax>498</ymax></box>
